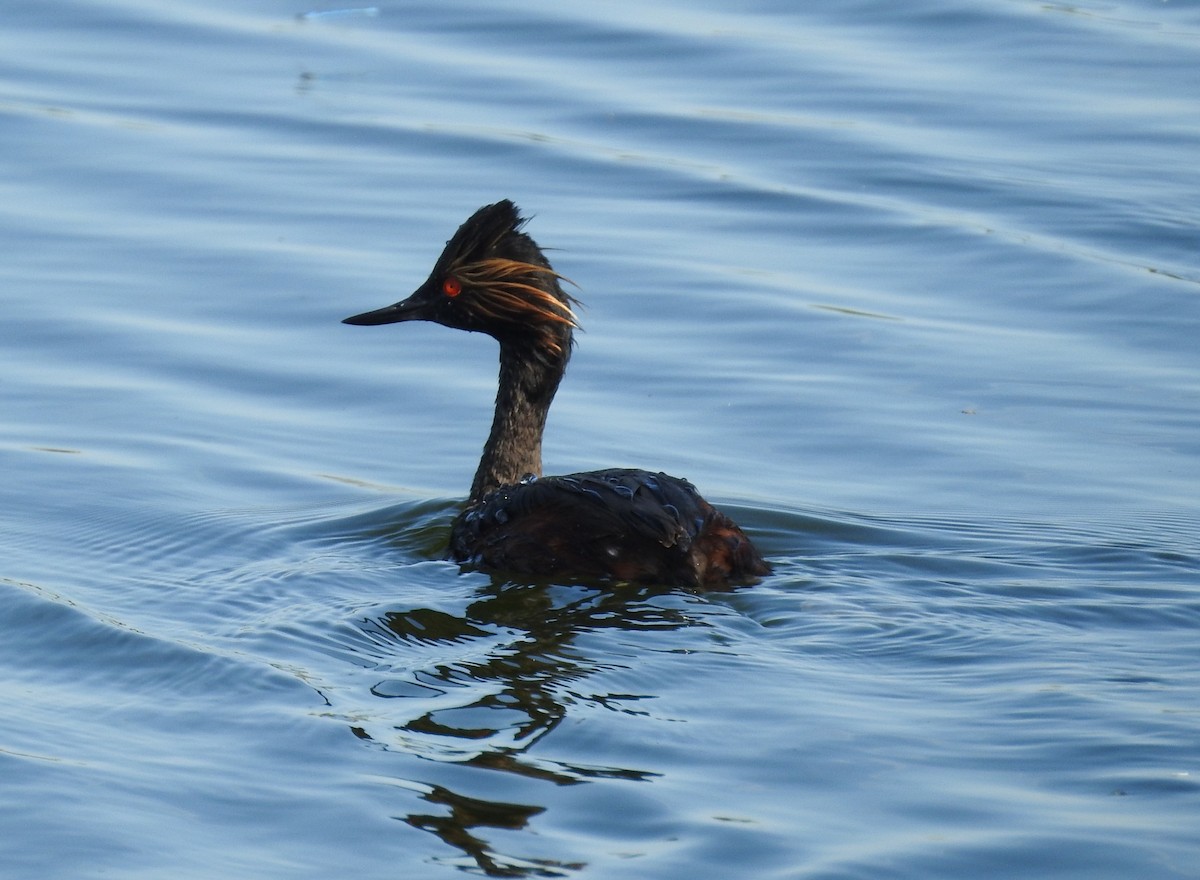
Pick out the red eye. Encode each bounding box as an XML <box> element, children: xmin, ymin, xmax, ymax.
<box><xmin>442</xmin><ymin>276</ymin><xmax>462</xmax><ymax>297</ymax></box>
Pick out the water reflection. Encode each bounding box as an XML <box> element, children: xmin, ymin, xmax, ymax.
<box><xmin>407</xmin><ymin>784</ymin><xmax>583</xmax><ymax>878</ymax></box>
<box><xmin>356</xmin><ymin>580</ymin><xmax>699</xmax><ymax>875</ymax></box>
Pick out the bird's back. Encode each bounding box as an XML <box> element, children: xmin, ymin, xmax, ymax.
<box><xmin>450</xmin><ymin>468</ymin><xmax>770</xmax><ymax>587</ymax></box>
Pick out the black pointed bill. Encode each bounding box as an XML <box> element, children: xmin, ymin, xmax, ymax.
<box><xmin>342</xmin><ymin>293</ymin><xmax>433</xmax><ymax>326</ymax></box>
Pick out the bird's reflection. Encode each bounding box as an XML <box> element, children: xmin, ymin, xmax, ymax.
<box><xmin>405</xmin><ymin>783</ymin><xmax>584</xmax><ymax>878</ymax></box>
<box><xmin>355</xmin><ymin>578</ymin><xmax>709</xmax><ymax>876</ymax></box>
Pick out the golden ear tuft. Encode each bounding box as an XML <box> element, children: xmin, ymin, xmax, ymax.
<box><xmin>454</xmin><ymin>258</ymin><xmax>580</xmax><ymax>339</ymax></box>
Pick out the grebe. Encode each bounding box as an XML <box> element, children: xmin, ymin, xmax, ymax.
<box><xmin>343</xmin><ymin>200</ymin><xmax>769</xmax><ymax>587</ymax></box>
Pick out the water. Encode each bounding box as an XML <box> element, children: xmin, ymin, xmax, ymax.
<box><xmin>2</xmin><ymin>1</ymin><xmax>1198</xmax><ymax>877</ymax></box>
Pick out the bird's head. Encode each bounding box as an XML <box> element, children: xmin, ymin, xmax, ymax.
<box><xmin>343</xmin><ymin>200</ymin><xmax>579</xmax><ymax>362</ymax></box>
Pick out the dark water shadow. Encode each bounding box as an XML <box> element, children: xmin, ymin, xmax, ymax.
<box><xmin>352</xmin><ymin>575</ymin><xmax>715</xmax><ymax>877</ymax></box>
<box><xmin>401</xmin><ymin>779</ymin><xmax>586</xmax><ymax>878</ymax></box>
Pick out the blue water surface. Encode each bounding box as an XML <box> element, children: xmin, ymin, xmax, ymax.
<box><xmin>2</xmin><ymin>1</ymin><xmax>1198</xmax><ymax>877</ymax></box>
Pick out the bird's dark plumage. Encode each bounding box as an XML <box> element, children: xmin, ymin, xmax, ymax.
<box><xmin>453</xmin><ymin>469</ymin><xmax>766</xmax><ymax>587</ymax></box>
<box><xmin>344</xmin><ymin>200</ymin><xmax>769</xmax><ymax>588</ymax></box>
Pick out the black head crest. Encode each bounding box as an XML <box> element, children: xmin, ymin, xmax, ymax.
<box><xmin>433</xmin><ymin>200</ymin><xmax>527</xmax><ymax>274</ymax></box>
<box><xmin>435</xmin><ymin>201</ymin><xmax>579</xmax><ymax>356</ymax></box>
<box><xmin>345</xmin><ymin>200</ymin><xmax>580</xmax><ymax>359</ymax></box>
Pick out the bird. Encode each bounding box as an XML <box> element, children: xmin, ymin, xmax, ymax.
<box><xmin>343</xmin><ymin>200</ymin><xmax>770</xmax><ymax>588</ymax></box>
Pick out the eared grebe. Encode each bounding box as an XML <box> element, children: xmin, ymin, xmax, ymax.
<box><xmin>343</xmin><ymin>200</ymin><xmax>769</xmax><ymax>587</ymax></box>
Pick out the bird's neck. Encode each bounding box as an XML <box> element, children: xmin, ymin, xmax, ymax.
<box><xmin>469</xmin><ymin>341</ymin><xmax>567</xmax><ymax>502</ymax></box>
